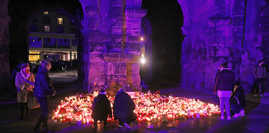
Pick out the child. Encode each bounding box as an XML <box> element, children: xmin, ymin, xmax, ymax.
<box><xmin>230</xmin><ymin>81</ymin><xmax>246</xmax><ymax>118</ymax></box>
<box><xmin>92</xmin><ymin>89</ymin><xmax>112</xmax><ymax>129</ymax></box>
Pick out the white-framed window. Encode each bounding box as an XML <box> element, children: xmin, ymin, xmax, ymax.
<box><xmin>57</xmin><ymin>17</ymin><xmax>63</xmax><ymax>24</ymax></box>
<box><xmin>44</xmin><ymin>25</ymin><xmax>50</xmax><ymax>32</ymax></box>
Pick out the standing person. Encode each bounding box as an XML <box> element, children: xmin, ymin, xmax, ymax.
<box><xmin>215</xmin><ymin>62</ymin><xmax>235</xmax><ymax>120</ymax></box>
<box><xmin>230</xmin><ymin>81</ymin><xmax>246</xmax><ymax>118</ymax></box>
<box><xmin>25</xmin><ymin>67</ymin><xmax>37</xmax><ymax>110</ymax></box>
<box><xmin>15</xmin><ymin>63</ymin><xmax>34</xmax><ymax>120</ymax></box>
<box><xmin>214</xmin><ymin>64</ymin><xmax>224</xmax><ymax>92</ymax></box>
<box><xmin>92</xmin><ymin>89</ymin><xmax>112</xmax><ymax>129</ymax></box>
<box><xmin>33</xmin><ymin>60</ymin><xmax>56</xmax><ymax>133</ymax></box>
<box><xmin>254</xmin><ymin>60</ymin><xmax>267</xmax><ymax>96</ymax></box>
<box><xmin>113</xmin><ymin>88</ymin><xmax>136</xmax><ymax>128</ymax></box>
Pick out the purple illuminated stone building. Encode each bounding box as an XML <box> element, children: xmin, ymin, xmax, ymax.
<box><xmin>178</xmin><ymin>0</ymin><xmax>268</xmax><ymax>91</ymax></box>
<box><xmin>80</xmin><ymin>0</ymin><xmax>146</xmax><ymax>90</ymax></box>
<box><xmin>1</xmin><ymin>0</ymin><xmax>269</xmax><ymax>92</ymax></box>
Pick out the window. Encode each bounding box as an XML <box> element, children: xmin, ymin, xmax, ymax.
<box><xmin>44</xmin><ymin>25</ymin><xmax>50</xmax><ymax>32</ymax></box>
<box><xmin>43</xmin><ymin>11</ymin><xmax>48</xmax><ymax>15</ymax></box>
<box><xmin>57</xmin><ymin>17</ymin><xmax>63</xmax><ymax>24</ymax></box>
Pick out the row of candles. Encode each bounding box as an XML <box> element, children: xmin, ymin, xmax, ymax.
<box><xmin>52</xmin><ymin>91</ymin><xmax>220</xmax><ymax>124</ymax></box>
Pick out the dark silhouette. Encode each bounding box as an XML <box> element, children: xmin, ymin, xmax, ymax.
<box><xmin>113</xmin><ymin>89</ymin><xmax>136</xmax><ymax>127</ymax></box>
<box><xmin>92</xmin><ymin>89</ymin><xmax>112</xmax><ymax>129</ymax></box>
<box><xmin>33</xmin><ymin>60</ymin><xmax>55</xmax><ymax>132</ymax></box>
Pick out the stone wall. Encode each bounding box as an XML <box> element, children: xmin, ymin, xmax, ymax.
<box><xmin>259</xmin><ymin>1</ymin><xmax>269</xmax><ymax>90</ymax></box>
<box><xmin>0</xmin><ymin>0</ymin><xmax>10</xmax><ymax>92</ymax></box>
<box><xmin>178</xmin><ymin>0</ymin><xmax>267</xmax><ymax>91</ymax></box>
<box><xmin>79</xmin><ymin>0</ymin><xmax>146</xmax><ymax>91</ymax></box>
<box><xmin>2</xmin><ymin>0</ymin><xmax>268</xmax><ymax>93</ymax></box>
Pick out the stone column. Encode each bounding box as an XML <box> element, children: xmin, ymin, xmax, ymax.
<box><xmin>79</xmin><ymin>0</ymin><xmax>111</xmax><ymax>91</ymax></box>
<box><xmin>123</xmin><ymin>0</ymin><xmax>146</xmax><ymax>90</ymax></box>
<box><xmin>79</xmin><ymin>0</ymin><xmax>146</xmax><ymax>91</ymax></box>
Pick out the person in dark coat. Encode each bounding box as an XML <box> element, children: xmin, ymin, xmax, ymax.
<box><xmin>113</xmin><ymin>88</ymin><xmax>136</xmax><ymax>127</ymax></box>
<box><xmin>254</xmin><ymin>60</ymin><xmax>267</xmax><ymax>96</ymax></box>
<box><xmin>215</xmin><ymin>62</ymin><xmax>235</xmax><ymax>120</ymax></box>
<box><xmin>230</xmin><ymin>81</ymin><xmax>246</xmax><ymax>118</ymax></box>
<box><xmin>92</xmin><ymin>89</ymin><xmax>112</xmax><ymax>129</ymax></box>
<box><xmin>33</xmin><ymin>60</ymin><xmax>56</xmax><ymax>133</ymax></box>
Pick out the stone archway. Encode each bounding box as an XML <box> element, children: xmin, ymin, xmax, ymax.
<box><xmin>2</xmin><ymin>0</ymin><xmax>268</xmax><ymax>93</ymax></box>
<box><xmin>177</xmin><ymin>0</ymin><xmax>267</xmax><ymax>91</ymax></box>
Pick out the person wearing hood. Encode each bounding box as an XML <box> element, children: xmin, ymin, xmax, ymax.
<box><xmin>113</xmin><ymin>88</ymin><xmax>136</xmax><ymax>128</ymax></box>
<box><xmin>15</xmin><ymin>63</ymin><xmax>34</xmax><ymax>120</ymax></box>
<box><xmin>33</xmin><ymin>60</ymin><xmax>56</xmax><ymax>133</ymax></box>
<box><xmin>92</xmin><ymin>89</ymin><xmax>112</xmax><ymax>129</ymax></box>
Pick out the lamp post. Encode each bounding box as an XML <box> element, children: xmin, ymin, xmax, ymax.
<box><xmin>140</xmin><ymin>54</ymin><xmax>146</xmax><ymax>65</ymax></box>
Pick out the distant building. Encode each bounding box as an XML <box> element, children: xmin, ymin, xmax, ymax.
<box><xmin>28</xmin><ymin>9</ymin><xmax>79</xmax><ymax>63</ymax></box>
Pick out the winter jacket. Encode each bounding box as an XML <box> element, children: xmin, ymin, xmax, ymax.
<box><xmin>230</xmin><ymin>87</ymin><xmax>245</xmax><ymax>108</ymax></box>
<box><xmin>34</xmin><ymin>66</ymin><xmax>53</xmax><ymax>98</ymax></box>
<box><xmin>215</xmin><ymin>70</ymin><xmax>235</xmax><ymax>91</ymax></box>
<box><xmin>113</xmin><ymin>90</ymin><xmax>135</xmax><ymax>122</ymax></box>
<box><xmin>92</xmin><ymin>94</ymin><xmax>112</xmax><ymax>120</ymax></box>
<box><xmin>255</xmin><ymin>65</ymin><xmax>267</xmax><ymax>79</ymax></box>
<box><xmin>15</xmin><ymin>71</ymin><xmax>34</xmax><ymax>103</ymax></box>
<box><xmin>15</xmin><ymin>71</ymin><xmax>33</xmax><ymax>91</ymax></box>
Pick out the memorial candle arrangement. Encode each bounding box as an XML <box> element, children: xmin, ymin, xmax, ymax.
<box><xmin>52</xmin><ymin>91</ymin><xmax>220</xmax><ymax>124</ymax></box>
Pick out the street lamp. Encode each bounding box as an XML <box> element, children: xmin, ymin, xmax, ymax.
<box><xmin>140</xmin><ymin>54</ymin><xmax>146</xmax><ymax>65</ymax></box>
<box><xmin>140</xmin><ymin>36</ymin><xmax>144</xmax><ymax>42</ymax></box>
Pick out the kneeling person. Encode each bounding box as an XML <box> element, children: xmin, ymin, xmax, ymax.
<box><xmin>113</xmin><ymin>88</ymin><xmax>136</xmax><ymax>128</ymax></box>
<box><xmin>92</xmin><ymin>89</ymin><xmax>112</xmax><ymax>128</ymax></box>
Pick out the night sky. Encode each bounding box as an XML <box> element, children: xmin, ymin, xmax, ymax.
<box><xmin>9</xmin><ymin>0</ymin><xmax>184</xmax><ymax>88</ymax></box>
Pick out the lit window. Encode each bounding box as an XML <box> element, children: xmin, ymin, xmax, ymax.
<box><xmin>57</xmin><ymin>17</ymin><xmax>63</xmax><ymax>24</ymax></box>
<box><xmin>44</xmin><ymin>25</ymin><xmax>50</xmax><ymax>32</ymax></box>
<box><xmin>43</xmin><ymin>11</ymin><xmax>48</xmax><ymax>15</ymax></box>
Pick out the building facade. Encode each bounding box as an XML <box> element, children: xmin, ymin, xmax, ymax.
<box><xmin>28</xmin><ymin>9</ymin><xmax>79</xmax><ymax>63</ymax></box>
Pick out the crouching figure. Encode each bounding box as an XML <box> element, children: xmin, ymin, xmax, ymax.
<box><xmin>92</xmin><ymin>89</ymin><xmax>112</xmax><ymax>129</ymax></box>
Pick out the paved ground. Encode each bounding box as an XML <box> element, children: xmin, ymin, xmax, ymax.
<box><xmin>1</xmin><ymin>71</ymin><xmax>269</xmax><ymax>133</ymax></box>
<box><xmin>48</xmin><ymin>71</ymin><xmax>78</xmax><ymax>83</ymax></box>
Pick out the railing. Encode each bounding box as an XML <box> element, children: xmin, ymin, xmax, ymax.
<box><xmin>28</xmin><ymin>32</ymin><xmax>78</xmax><ymax>49</ymax></box>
